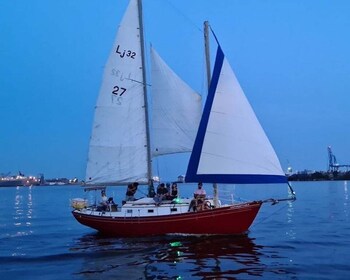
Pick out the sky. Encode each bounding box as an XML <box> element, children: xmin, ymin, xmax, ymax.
<box><xmin>1</xmin><ymin>0</ymin><xmax>350</xmax><ymax>181</ymax></box>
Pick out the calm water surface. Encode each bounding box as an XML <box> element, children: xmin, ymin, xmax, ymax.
<box><xmin>1</xmin><ymin>181</ymin><xmax>349</xmax><ymax>279</ymax></box>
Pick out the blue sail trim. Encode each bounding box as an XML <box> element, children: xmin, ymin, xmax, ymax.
<box><xmin>185</xmin><ymin>46</ymin><xmax>225</xmax><ymax>183</ymax></box>
<box><xmin>186</xmin><ymin>174</ymin><xmax>288</xmax><ymax>184</ymax></box>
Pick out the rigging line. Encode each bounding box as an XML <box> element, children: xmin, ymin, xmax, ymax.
<box><xmin>163</xmin><ymin>0</ymin><xmax>202</xmax><ymax>33</ymax></box>
<box><xmin>137</xmin><ymin>188</ymin><xmax>148</xmax><ymax>197</ymax></box>
<box><xmin>251</xmin><ymin>203</ymin><xmax>290</xmax><ymax>228</ymax></box>
<box><xmin>125</xmin><ymin>78</ymin><xmax>152</xmax><ymax>87</ymax></box>
<box><xmin>208</xmin><ymin>24</ymin><xmax>221</xmax><ymax>48</ymax></box>
<box><xmin>288</xmin><ymin>182</ymin><xmax>297</xmax><ymax>198</ymax></box>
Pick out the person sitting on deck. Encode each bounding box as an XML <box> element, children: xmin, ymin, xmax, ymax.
<box><xmin>166</xmin><ymin>183</ymin><xmax>171</xmax><ymax>194</ymax></box>
<box><xmin>98</xmin><ymin>190</ymin><xmax>108</xmax><ymax>211</ymax></box>
<box><xmin>166</xmin><ymin>182</ymin><xmax>179</xmax><ymax>200</ymax></box>
<box><xmin>107</xmin><ymin>197</ymin><xmax>117</xmax><ymax>211</ymax></box>
<box><xmin>125</xmin><ymin>182</ymin><xmax>139</xmax><ymax>201</ymax></box>
<box><xmin>188</xmin><ymin>182</ymin><xmax>206</xmax><ymax>212</ymax></box>
<box><xmin>154</xmin><ymin>183</ymin><xmax>168</xmax><ymax>206</ymax></box>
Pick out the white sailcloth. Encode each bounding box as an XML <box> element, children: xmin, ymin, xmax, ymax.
<box><xmin>186</xmin><ymin>46</ymin><xmax>287</xmax><ymax>184</ymax></box>
<box><xmin>150</xmin><ymin>47</ymin><xmax>202</xmax><ymax>156</ymax></box>
<box><xmin>86</xmin><ymin>0</ymin><xmax>149</xmax><ymax>185</ymax></box>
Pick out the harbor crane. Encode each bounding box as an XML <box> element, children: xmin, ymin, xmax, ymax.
<box><xmin>327</xmin><ymin>146</ymin><xmax>350</xmax><ymax>172</ymax></box>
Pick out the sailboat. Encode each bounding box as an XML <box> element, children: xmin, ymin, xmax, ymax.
<box><xmin>72</xmin><ymin>0</ymin><xmax>296</xmax><ymax>237</ymax></box>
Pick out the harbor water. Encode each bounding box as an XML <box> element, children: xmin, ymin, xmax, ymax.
<box><xmin>1</xmin><ymin>181</ymin><xmax>349</xmax><ymax>279</ymax></box>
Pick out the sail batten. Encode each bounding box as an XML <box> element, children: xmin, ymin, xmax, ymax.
<box><xmin>186</xmin><ymin>46</ymin><xmax>287</xmax><ymax>184</ymax></box>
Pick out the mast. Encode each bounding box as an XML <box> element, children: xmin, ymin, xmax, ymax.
<box><xmin>204</xmin><ymin>20</ymin><xmax>219</xmax><ymax>207</ymax></box>
<box><xmin>138</xmin><ymin>0</ymin><xmax>152</xmax><ymax>182</ymax></box>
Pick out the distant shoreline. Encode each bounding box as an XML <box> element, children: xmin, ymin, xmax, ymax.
<box><xmin>288</xmin><ymin>171</ymin><xmax>350</xmax><ymax>182</ymax></box>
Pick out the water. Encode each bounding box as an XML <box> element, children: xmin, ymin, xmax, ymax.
<box><xmin>1</xmin><ymin>181</ymin><xmax>350</xmax><ymax>279</ymax></box>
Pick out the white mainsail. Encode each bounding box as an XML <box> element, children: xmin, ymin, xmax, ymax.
<box><xmin>150</xmin><ymin>47</ymin><xmax>202</xmax><ymax>156</ymax></box>
<box><xmin>86</xmin><ymin>0</ymin><xmax>149</xmax><ymax>185</ymax></box>
<box><xmin>86</xmin><ymin>0</ymin><xmax>201</xmax><ymax>185</ymax></box>
<box><xmin>186</xmin><ymin>46</ymin><xmax>287</xmax><ymax>184</ymax></box>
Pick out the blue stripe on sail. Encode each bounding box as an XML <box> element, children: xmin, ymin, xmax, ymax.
<box><xmin>186</xmin><ymin>174</ymin><xmax>288</xmax><ymax>184</ymax></box>
<box><xmin>186</xmin><ymin>46</ymin><xmax>225</xmax><ymax>183</ymax></box>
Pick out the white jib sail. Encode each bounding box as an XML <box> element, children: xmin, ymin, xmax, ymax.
<box><xmin>197</xmin><ymin>55</ymin><xmax>285</xmax><ymax>178</ymax></box>
<box><xmin>150</xmin><ymin>47</ymin><xmax>202</xmax><ymax>156</ymax></box>
<box><xmin>86</xmin><ymin>0</ymin><xmax>149</xmax><ymax>184</ymax></box>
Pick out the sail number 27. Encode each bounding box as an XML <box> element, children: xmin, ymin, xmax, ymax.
<box><xmin>112</xmin><ymin>86</ymin><xmax>126</xmax><ymax>96</ymax></box>
<box><xmin>112</xmin><ymin>85</ymin><xmax>126</xmax><ymax>105</ymax></box>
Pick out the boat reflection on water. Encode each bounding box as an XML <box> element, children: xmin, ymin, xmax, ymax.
<box><xmin>145</xmin><ymin>235</ymin><xmax>263</xmax><ymax>279</ymax></box>
<box><xmin>69</xmin><ymin>233</ymin><xmax>294</xmax><ymax>279</ymax></box>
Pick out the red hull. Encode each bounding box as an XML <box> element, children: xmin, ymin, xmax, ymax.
<box><xmin>72</xmin><ymin>201</ymin><xmax>262</xmax><ymax>237</ymax></box>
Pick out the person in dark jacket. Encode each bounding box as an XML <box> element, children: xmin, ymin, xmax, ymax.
<box><xmin>125</xmin><ymin>182</ymin><xmax>139</xmax><ymax>201</ymax></box>
<box><xmin>154</xmin><ymin>183</ymin><xmax>168</xmax><ymax>205</ymax></box>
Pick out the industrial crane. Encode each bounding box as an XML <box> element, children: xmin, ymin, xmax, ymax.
<box><xmin>327</xmin><ymin>146</ymin><xmax>350</xmax><ymax>172</ymax></box>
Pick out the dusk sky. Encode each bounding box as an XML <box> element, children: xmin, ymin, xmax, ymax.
<box><xmin>1</xmin><ymin>0</ymin><xmax>350</xmax><ymax>181</ymax></box>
